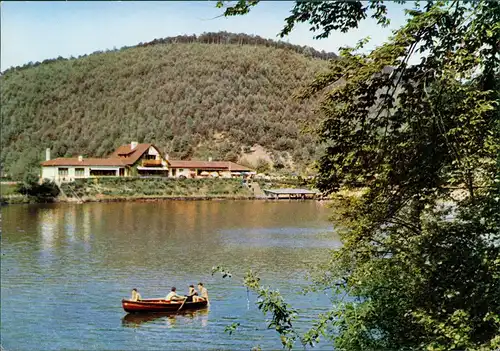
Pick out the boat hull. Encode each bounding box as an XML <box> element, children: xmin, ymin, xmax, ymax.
<box><xmin>122</xmin><ymin>298</ymin><xmax>208</xmax><ymax>313</ymax></box>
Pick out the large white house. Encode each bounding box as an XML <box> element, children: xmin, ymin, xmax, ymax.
<box><xmin>41</xmin><ymin>142</ymin><xmax>169</xmax><ymax>183</ymax></box>
<box><xmin>40</xmin><ymin>141</ymin><xmax>254</xmax><ymax>183</ymax></box>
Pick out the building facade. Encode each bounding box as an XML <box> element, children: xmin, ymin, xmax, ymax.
<box><xmin>41</xmin><ymin>157</ymin><xmax>127</xmax><ymax>183</ymax></box>
<box><xmin>168</xmin><ymin>160</ymin><xmax>255</xmax><ymax>179</ymax></box>
<box><xmin>40</xmin><ymin>142</ymin><xmax>169</xmax><ymax>183</ymax></box>
<box><xmin>40</xmin><ymin>142</ymin><xmax>254</xmax><ymax>183</ymax></box>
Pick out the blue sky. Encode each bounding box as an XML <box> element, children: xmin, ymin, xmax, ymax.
<box><xmin>1</xmin><ymin>1</ymin><xmax>410</xmax><ymax>71</ymax></box>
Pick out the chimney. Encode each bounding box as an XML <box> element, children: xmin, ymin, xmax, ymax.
<box><xmin>131</xmin><ymin>141</ymin><xmax>138</xmax><ymax>150</ymax></box>
<box><xmin>45</xmin><ymin>148</ymin><xmax>51</xmax><ymax>161</ymax></box>
<box><xmin>208</xmin><ymin>157</ymin><xmax>213</xmax><ymax>162</ymax></box>
<box><xmin>78</xmin><ymin>155</ymin><xmax>83</xmax><ymax>162</ymax></box>
<box><xmin>165</xmin><ymin>153</ymin><xmax>170</xmax><ymax>161</ymax></box>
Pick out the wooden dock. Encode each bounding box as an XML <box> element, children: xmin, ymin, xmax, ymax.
<box><xmin>262</xmin><ymin>188</ymin><xmax>320</xmax><ymax>200</ymax></box>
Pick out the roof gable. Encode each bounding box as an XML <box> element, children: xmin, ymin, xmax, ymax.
<box><xmin>110</xmin><ymin>143</ymin><xmax>163</xmax><ymax>165</ymax></box>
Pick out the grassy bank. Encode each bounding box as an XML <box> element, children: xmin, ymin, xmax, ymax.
<box><xmin>0</xmin><ymin>182</ymin><xmax>31</xmax><ymax>204</ymax></box>
<box><xmin>60</xmin><ymin>177</ymin><xmax>254</xmax><ymax>202</ymax></box>
<box><xmin>1</xmin><ymin>183</ymin><xmax>18</xmax><ymax>196</ymax></box>
<box><xmin>1</xmin><ymin>178</ymin><xmax>330</xmax><ymax>205</ymax></box>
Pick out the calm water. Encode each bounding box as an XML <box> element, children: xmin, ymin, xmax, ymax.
<box><xmin>1</xmin><ymin>201</ymin><xmax>340</xmax><ymax>350</ymax></box>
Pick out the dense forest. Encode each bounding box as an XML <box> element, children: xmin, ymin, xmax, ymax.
<box><xmin>0</xmin><ymin>32</ymin><xmax>333</xmax><ymax>179</ymax></box>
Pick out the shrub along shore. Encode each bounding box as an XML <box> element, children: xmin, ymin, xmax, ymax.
<box><xmin>1</xmin><ymin>177</ymin><xmax>318</xmax><ymax>204</ymax></box>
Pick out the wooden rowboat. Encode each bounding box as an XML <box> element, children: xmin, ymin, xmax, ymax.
<box><xmin>122</xmin><ymin>298</ymin><xmax>208</xmax><ymax>313</ymax></box>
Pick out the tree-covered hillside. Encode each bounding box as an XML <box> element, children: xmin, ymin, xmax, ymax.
<box><xmin>0</xmin><ymin>32</ymin><xmax>332</xmax><ymax>179</ymax></box>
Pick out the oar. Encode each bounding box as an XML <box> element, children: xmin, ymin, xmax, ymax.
<box><xmin>177</xmin><ymin>297</ymin><xmax>187</xmax><ymax>311</ymax></box>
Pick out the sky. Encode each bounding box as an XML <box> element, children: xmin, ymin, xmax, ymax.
<box><xmin>0</xmin><ymin>1</ymin><xmax>411</xmax><ymax>71</ymax></box>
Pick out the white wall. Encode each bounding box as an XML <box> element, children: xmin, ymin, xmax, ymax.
<box><xmin>41</xmin><ymin>166</ymin><xmax>123</xmax><ymax>183</ymax></box>
<box><xmin>41</xmin><ymin>166</ymin><xmax>87</xmax><ymax>183</ymax></box>
<box><xmin>170</xmin><ymin>168</ymin><xmax>195</xmax><ymax>178</ymax></box>
<box><xmin>148</xmin><ymin>146</ymin><xmax>159</xmax><ymax>157</ymax></box>
<box><xmin>41</xmin><ymin>166</ymin><xmax>58</xmax><ymax>182</ymax></box>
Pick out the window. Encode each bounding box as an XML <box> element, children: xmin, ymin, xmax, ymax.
<box><xmin>58</xmin><ymin>168</ymin><xmax>68</xmax><ymax>176</ymax></box>
<box><xmin>90</xmin><ymin>169</ymin><xmax>117</xmax><ymax>177</ymax></box>
<box><xmin>75</xmin><ymin>168</ymin><xmax>85</xmax><ymax>177</ymax></box>
<box><xmin>145</xmin><ymin>154</ymin><xmax>156</xmax><ymax>160</ymax></box>
<box><xmin>179</xmin><ymin>169</ymin><xmax>184</xmax><ymax>172</ymax></box>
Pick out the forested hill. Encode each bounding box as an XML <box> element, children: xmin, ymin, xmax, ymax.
<box><xmin>1</xmin><ymin>33</ymin><xmax>332</xmax><ymax>179</ymax></box>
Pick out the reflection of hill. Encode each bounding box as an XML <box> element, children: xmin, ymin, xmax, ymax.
<box><xmin>2</xmin><ymin>201</ymin><xmax>338</xmax><ymax>281</ymax></box>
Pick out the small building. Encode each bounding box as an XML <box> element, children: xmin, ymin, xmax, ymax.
<box><xmin>40</xmin><ymin>142</ymin><xmax>169</xmax><ymax>183</ymax></box>
<box><xmin>168</xmin><ymin>160</ymin><xmax>255</xmax><ymax>179</ymax></box>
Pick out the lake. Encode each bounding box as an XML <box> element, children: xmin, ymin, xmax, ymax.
<box><xmin>1</xmin><ymin>200</ymin><xmax>341</xmax><ymax>350</ymax></box>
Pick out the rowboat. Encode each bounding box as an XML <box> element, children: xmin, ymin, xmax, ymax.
<box><xmin>122</xmin><ymin>298</ymin><xmax>208</xmax><ymax>313</ymax></box>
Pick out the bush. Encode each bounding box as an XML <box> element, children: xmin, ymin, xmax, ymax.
<box><xmin>255</xmin><ymin>158</ymin><xmax>271</xmax><ymax>173</ymax></box>
<box><xmin>16</xmin><ymin>176</ymin><xmax>60</xmax><ymax>202</ymax></box>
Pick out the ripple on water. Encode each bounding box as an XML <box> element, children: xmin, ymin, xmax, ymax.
<box><xmin>1</xmin><ymin>201</ymin><xmax>338</xmax><ymax>350</ymax></box>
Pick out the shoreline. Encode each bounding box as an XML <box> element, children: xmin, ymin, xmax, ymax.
<box><xmin>1</xmin><ymin>178</ymin><xmax>333</xmax><ymax>205</ymax></box>
<box><xmin>1</xmin><ymin>194</ymin><xmax>328</xmax><ymax>206</ymax></box>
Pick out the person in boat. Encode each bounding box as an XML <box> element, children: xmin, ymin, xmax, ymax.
<box><xmin>186</xmin><ymin>285</ymin><xmax>198</xmax><ymax>302</ymax></box>
<box><xmin>198</xmin><ymin>282</ymin><xmax>209</xmax><ymax>302</ymax></box>
<box><xmin>130</xmin><ymin>288</ymin><xmax>141</xmax><ymax>301</ymax></box>
<box><xmin>165</xmin><ymin>287</ymin><xmax>185</xmax><ymax>302</ymax></box>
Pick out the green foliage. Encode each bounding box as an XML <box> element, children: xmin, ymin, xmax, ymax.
<box><xmin>0</xmin><ymin>32</ymin><xmax>330</xmax><ymax>179</ymax></box>
<box><xmin>219</xmin><ymin>1</ymin><xmax>500</xmax><ymax>350</ymax></box>
<box><xmin>211</xmin><ymin>265</ymin><xmax>233</xmax><ymax>278</ymax></box>
<box><xmin>0</xmin><ymin>183</ymin><xmax>18</xmax><ymax>197</ymax></box>
<box><xmin>60</xmin><ymin>177</ymin><xmax>252</xmax><ymax>199</ymax></box>
<box><xmin>254</xmin><ymin>158</ymin><xmax>271</xmax><ymax>173</ymax></box>
<box><xmin>216</xmin><ymin>1</ymin><xmax>260</xmax><ymax>17</ymax></box>
<box><xmin>15</xmin><ymin>175</ymin><xmax>59</xmax><ymax>202</ymax></box>
<box><xmin>214</xmin><ymin>266</ymin><xmax>301</xmax><ymax>349</ymax></box>
<box><xmin>305</xmin><ymin>1</ymin><xmax>500</xmax><ymax>350</ymax></box>
<box><xmin>224</xmin><ymin>322</ymin><xmax>240</xmax><ymax>335</ymax></box>
<box><xmin>218</xmin><ymin>1</ymin><xmax>392</xmax><ymax>38</ymax></box>
<box><xmin>7</xmin><ymin>149</ymin><xmax>43</xmax><ymax>180</ymax></box>
<box><xmin>244</xmin><ymin>270</ymin><xmax>299</xmax><ymax>350</ymax></box>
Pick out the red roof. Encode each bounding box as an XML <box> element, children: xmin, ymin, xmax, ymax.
<box><xmin>41</xmin><ymin>143</ymin><xmax>167</xmax><ymax>167</ymax></box>
<box><xmin>168</xmin><ymin>160</ymin><xmax>253</xmax><ymax>171</ymax></box>
<box><xmin>41</xmin><ymin>158</ymin><xmax>126</xmax><ymax>167</ymax></box>
<box><xmin>226</xmin><ymin>162</ymin><xmax>254</xmax><ymax>171</ymax></box>
<box><xmin>110</xmin><ymin>143</ymin><xmax>162</xmax><ymax>165</ymax></box>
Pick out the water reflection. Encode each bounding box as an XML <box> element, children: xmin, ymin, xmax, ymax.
<box><xmin>122</xmin><ymin>308</ymin><xmax>210</xmax><ymax>328</ymax></box>
<box><xmin>2</xmin><ymin>201</ymin><xmax>338</xmax><ymax>350</ymax></box>
<box><xmin>39</xmin><ymin>208</ymin><xmax>57</xmax><ymax>251</ymax></box>
<box><xmin>82</xmin><ymin>206</ymin><xmax>91</xmax><ymax>248</ymax></box>
<box><xmin>64</xmin><ymin>206</ymin><xmax>77</xmax><ymax>244</ymax></box>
